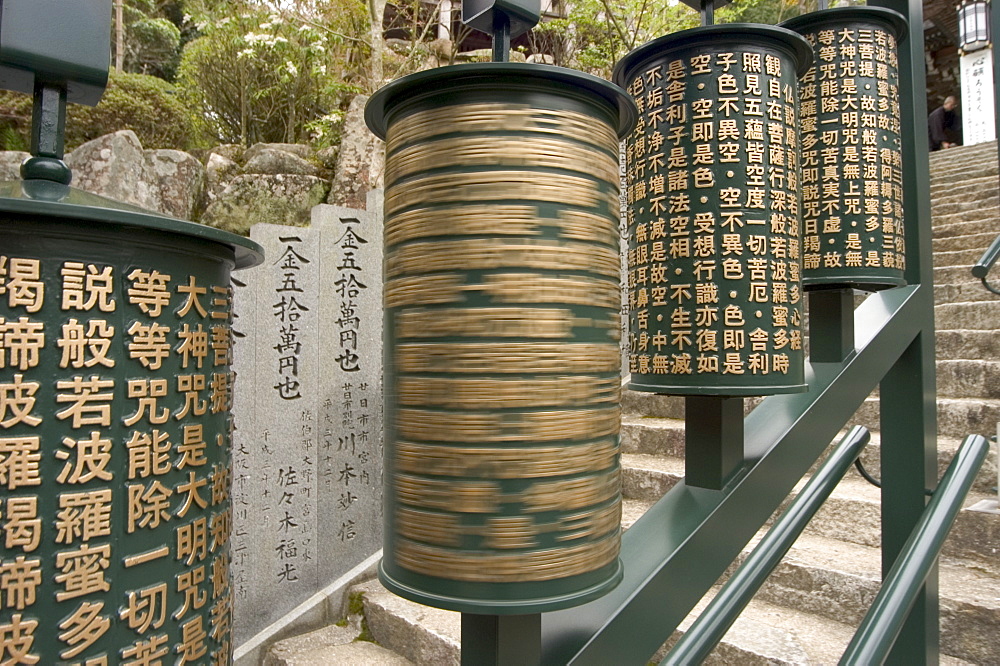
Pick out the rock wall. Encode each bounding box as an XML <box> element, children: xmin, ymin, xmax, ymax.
<box><xmin>0</xmin><ymin>95</ymin><xmax>384</xmax><ymax>236</ymax></box>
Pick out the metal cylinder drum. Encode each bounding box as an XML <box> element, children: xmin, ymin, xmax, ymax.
<box><xmin>782</xmin><ymin>7</ymin><xmax>908</xmax><ymax>291</ymax></box>
<box><xmin>613</xmin><ymin>25</ymin><xmax>812</xmax><ymax>396</ymax></box>
<box><xmin>0</xmin><ymin>182</ymin><xmax>261</xmax><ymax>664</ymax></box>
<box><xmin>366</xmin><ymin>63</ymin><xmax>636</xmax><ymax>614</ymax></box>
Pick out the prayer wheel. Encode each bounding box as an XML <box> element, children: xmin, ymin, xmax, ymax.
<box><xmin>0</xmin><ymin>179</ymin><xmax>261</xmax><ymax>663</ymax></box>
<box><xmin>366</xmin><ymin>63</ymin><xmax>636</xmax><ymax>613</ymax></box>
<box><xmin>614</xmin><ymin>25</ymin><xmax>812</xmax><ymax>396</ymax></box>
<box><xmin>782</xmin><ymin>7</ymin><xmax>908</xmax><ymax>291</ymax></box>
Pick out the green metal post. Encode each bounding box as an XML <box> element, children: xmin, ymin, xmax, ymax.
<box><xmin>685</xmin><ymin>397</ymin><xmax>744</xmax><ymax>490</ymax></box>
<box><xmin>462</xmin><ymin>614</ymin><xmax>541</xmax><ymax>665</ymax></box>
<box><xmin>22</xmin><ymin>82</ymin><xmax>72</xmax><ymax>185</ymax></box>
<box><xmin>29</xmin><ymin>83</ymin><xmax>66</xmax><ymax>160</ymax></box>
<box><xmin>870</xmin><ymin>0</ymin><xmax>938</xmax><ymax>662</ymax></box>
<box><xmin>492</xmin><ymin>12</ymin><xmax>511</xmax><ymax>62</ymax></box>
<box><xmin>809</xmin><ymin>289</ymin><xmax>856</xmax><ymax>364</ymax></box>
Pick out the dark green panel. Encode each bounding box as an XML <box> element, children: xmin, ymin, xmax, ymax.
<box><xmin>367</xmin><ymin>64</ymin><xmax>638</xmax><ymax>615</ymax></box>
<box><xmin>0</xmin><ymin>189</ymin><xmax>260</xmax><ymax>664</ymax></box>
<box><xmin>613</xmin><ymin>25</ymin><xmax>811</xmax><ymax>396</ymax></box>
<box><xmin>783</xmin><ymin>8</ymin><xmax>908</xmax><ymax>291</ymax></box>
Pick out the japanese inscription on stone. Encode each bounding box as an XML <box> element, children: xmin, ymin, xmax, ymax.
<box><xmin>230</xmin><ymin>195</ymin><xmax>383</xmax><ymax>648</ymax></box>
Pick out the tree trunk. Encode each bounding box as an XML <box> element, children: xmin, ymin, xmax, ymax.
<box><xmin>368</xmin><ymin>0</ymin><xmax>387</xmax><ymax>92</ymax></box>
<box><xmin>115</xmin><ymin>0</ymin><xmax>124</xmax><ymax>72</ymax></box>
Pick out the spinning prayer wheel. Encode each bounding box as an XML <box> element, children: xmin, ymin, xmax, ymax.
<box><xmin>366</xmin><ymin>63</ymin><xmax>636</xmax><ymax>613</ymax></box>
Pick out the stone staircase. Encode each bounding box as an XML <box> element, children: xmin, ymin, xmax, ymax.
<box><xmin>266</xmin><ymin>141</ymin><xmax>1000</xmax><ymax>665</ymax></box>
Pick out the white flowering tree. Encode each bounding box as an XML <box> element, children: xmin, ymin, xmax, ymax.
<box><xmin>178</xmin><ymin>0</ymin><xmax>369</xmax><ymax>146</ymax></box>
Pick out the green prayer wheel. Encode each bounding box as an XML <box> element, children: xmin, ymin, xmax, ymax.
<box><xmin>614</xmin><ymin>25</ymin><xmax>812</xmax><ymax>396</ymax></box>
<box><xmin>0</xmin><ymin>180</ymin><xmax>261</xmax><ymax>664</ymax></box>
<box><xmin>782</xmin><ymin>7</ymin><xmax>908</xmax><ymax>291</ymax></box>
<box><xmin>366</xmin><ymin>63</ymin><xmax>637</xmax><ymax>614</ymax></box>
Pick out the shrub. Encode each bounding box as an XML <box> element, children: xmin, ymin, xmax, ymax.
<box><xmin>0</xmin><ymin>71</ymin><xmax>207</xmax><ymax>152</ymax></box>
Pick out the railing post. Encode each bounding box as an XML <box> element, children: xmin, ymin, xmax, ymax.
<box><xmin>871</xmin><ymin>0</ymin><xmax>938</xmax><ymax>661</ymax></box>
<box><xmin>461</xmin><ymin>613</ymin><xmax>541</xmax><ymax>665</ymax></box>
<box><xmin>809</xmin><ymin>288</ymin><xmax>856</xmax><ymax>364</ymax></box>
<box><xmin>685</xmin><ymin>397</ymin><xmax>744</xmax><ymax>490</ymax></box>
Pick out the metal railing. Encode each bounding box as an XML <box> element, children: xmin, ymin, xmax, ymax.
<box><xmin>971</xmin><ymin>233</ymin><xmax>1000</xmax><ymax>295</ymax></box>
<box><xmin>662</xmin><ymin>426</ymin><xmax>872</xmax><ymax>666</ymax></box>
<box><xmin>841</xmin><ymin>434</ymin><xmax>990</xmax><ymax>665</ymax></box>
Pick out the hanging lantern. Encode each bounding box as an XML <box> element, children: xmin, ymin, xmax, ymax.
<box><xmin>782</xmin><ymin>7</ymin><xmax>908</xmax><ymax>291</ymax></box>
<box><xmin>959</xmin><ymin>0</ymin><xmax>991</xmax><ymax>53</ymax></box>
<box><xmin>614</xmin><ymin>25</ymin><xmax>812</xmax><ymax>396</ymax></box>
<box><xmin>366</xmin><ymin>63</ymin><xmax>636</xmax><ymax>614</ymax></box>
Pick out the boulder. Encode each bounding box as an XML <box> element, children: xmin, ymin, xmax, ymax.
<box><xmin>315</xmin><ymin>145</ymin><xmax>340</xmax><ymax>170</ymax></box>
<box><xmin>204</xmin><ymin>152</ymin><xmax>240</xmax><ymax>207</ymax></box>
<box><xmin>145</xmin><ymin>149</ymin><xmax>205</xmax><ymax>220</ymax></box>
<box><xmin>209</xmin><ymin>144</ymin><xmax>245</xmax><ymax>163</ymax></box>
<box><xmin>243</xmin><ymin>147</ymin><xmax>319</xmax><ymax>176</ymax></box>
<box><xmin>66</xmin><ymin>130</ymin><xmax>161</xmax><ymax>212</ymax></box>
<box><xmin>0</xmin><ymin>152</ymin><xmax>28</xmax><ymax>182</ymax></box>
<box><xmin>328</xmin><ymin>94</ymin><xmax>384</xmax><ymax>210</ymax></box>
<box><xmin>201</xmin><ymin>174</ymin><xmax>330</xmax><ymax>235</ymax></box>
<box><xmin>244</xmin><ymin>142</ymin><xmax>314</xmax><ymax>162</ymax></box>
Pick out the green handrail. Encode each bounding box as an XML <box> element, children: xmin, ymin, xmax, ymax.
<box><xmin>971</xmin><ymin>233</ymin><xmax>1000</xmax><ymax>295</ymax></box>
<box><xmin>662</xmin><ymin>426</ymin><xmax>871</xmax><ymax>666</ymax></box>
<box><xmin>840</xmin><ymin>434</ymin><xmax>990</xmax><ymax>666</ymax></box>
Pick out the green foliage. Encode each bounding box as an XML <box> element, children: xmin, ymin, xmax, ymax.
<box><xmin>0</xmin><ymin>71</ymin><xmax>204</xmax><ymax>152</ymax></box>
<box><xmin>69</xmin><ymin>71</ymin><xmax>204</xmax><ymax>150</ymax></box>
<box><xmin>530</xmin><ymin>0</ymin><xmax>699</xmax><ymax>78</ymax></box>
<box><xmin>177</xmin><ymin>5</ymin><xmax>364</xmax><ymax>146</ymax></box>
<box><xmin>126</xmin><ymin>16</ymin><xmax>183</xmax><ymax>79</ymax></box>
<box><xmin>116</xmin><ymin>0</ymin><xmax>186</xmax><ymax>81</ymax></box>
<box><xmin>717</xmin><ymin>0</ymin><xmax>804</xmax><ymax>26</ymax></box>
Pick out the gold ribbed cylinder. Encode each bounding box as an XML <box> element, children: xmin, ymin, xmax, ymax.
<box><xmin>367</xmin><ymin>63</ymin><xmax>636</xmax><ymax>614</ymax></box>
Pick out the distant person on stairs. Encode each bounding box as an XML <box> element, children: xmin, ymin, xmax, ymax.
<box><xmin>928</xmin><ymin>96</ymin><xmax>962</xmax><ymax>151</ymax></box>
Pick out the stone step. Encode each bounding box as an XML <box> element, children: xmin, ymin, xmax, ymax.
<box><xmin>353</xmin><ymin>578</ymin><xmax>461</xmax><ymax>665</ymax></box>
<box><xmin>929</xmin><ymin>184</ymin><xmax>1000</xmax><ymax>211</ymax></box>
<box><xmin>935</xmin><ymin>263</ymin><xmax>982</xmax><ymax>286</ymax></box>
<box><xmin>934</xmin><ymin>246</ymin><xmax>1000</xmax><ymax>269</ymax></box>
<box><xmin>932</xmin><ymin>229</ymin><xmax>1000</xmax><ymax>254</ymax></box>
<box><xmin>935</xmin><ymin>281</ymin><xmax>999</xmax><ymax>305</ymax></box>
<box><xmin>743</xmin><ymin>532</ymin><xmax>1000</xmax><ymax>665</ymax></box>
<box><xmin>265</xmin><ymin>622</ymin><xmax>414</xmax><ymax>665</ymax></box>
<box><xmin>332</xmin><ymin>533</ymin><xmax>987</xmax><ymax>666</ymax></box>
<box><xmin>936</xmin><ymin>328</ymin><xmax>1000</xmax><ymax>360</ymax></box>
<box><xmin>935</xmin><ymin>300</ymin><xmax>1000</xmax><ymax>329</ymax></box>
<box><xmin>347</xmin><ymin>576</ymin><xmax>869</xmax><ymax>665</ymax></box>
<box><xmin>620</xmin><ymin>452</ymin><xmax>685</xmax><ymax>502</ymax></box>
<box><xmin>620</xmin><ymin>414</ymin><xmax>684</xmax><ymax>457</ymax></box>
<box><xmin>797</xmin><ymin>475</ymin><xmax>999</xmax><ymax>567</ymax></box>
<box><xmin>929</xmin><ymin>139</ymin><xmax>998</xmax><ymax>166</ymax></box>
<box><xmin>930</xmin><ymin>154</ymin><xmax>999</xmax><ymax>181</ymax></box>
<box><xmin>620</xmin><ymin>451</ymin><xmax>999</xmax><ymax>567</ymax></box>
<box><xmin>929</xmin><ymin>174</ymin><xmax>999</xmax><ymax>199</ymax></box>
<box><xmin>931</xmin><ymin>207</ymin><xmax>1000</xmax><ymax>236</ymax></box>
<box><xmin>621</xmin><ymin>419</ymin><xmax>998</xmax><ymax>495</ymax></box>
<box><xmin>937</xmin><ymin>358</ymin><xmax>1000</xmax><ymax>399</ymax></box>
<box><xmin>932</xmin><ymin>197</ymin><xmax>1000</xmax><ymax>218</ymax></box>
<box><xmin>851</xmin><ymin>395</ymin><xmax>1000</xmax><ymax>441</ymax></box>
<box><xmin>621</xmin><ymin>390</ymin><xmax>763</xmax><ymax>420</ymax></box>
<box><xmin>931</xmin><ymin>165</ymin><xmax>1000</xmax><ymax>190</ymax></box>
